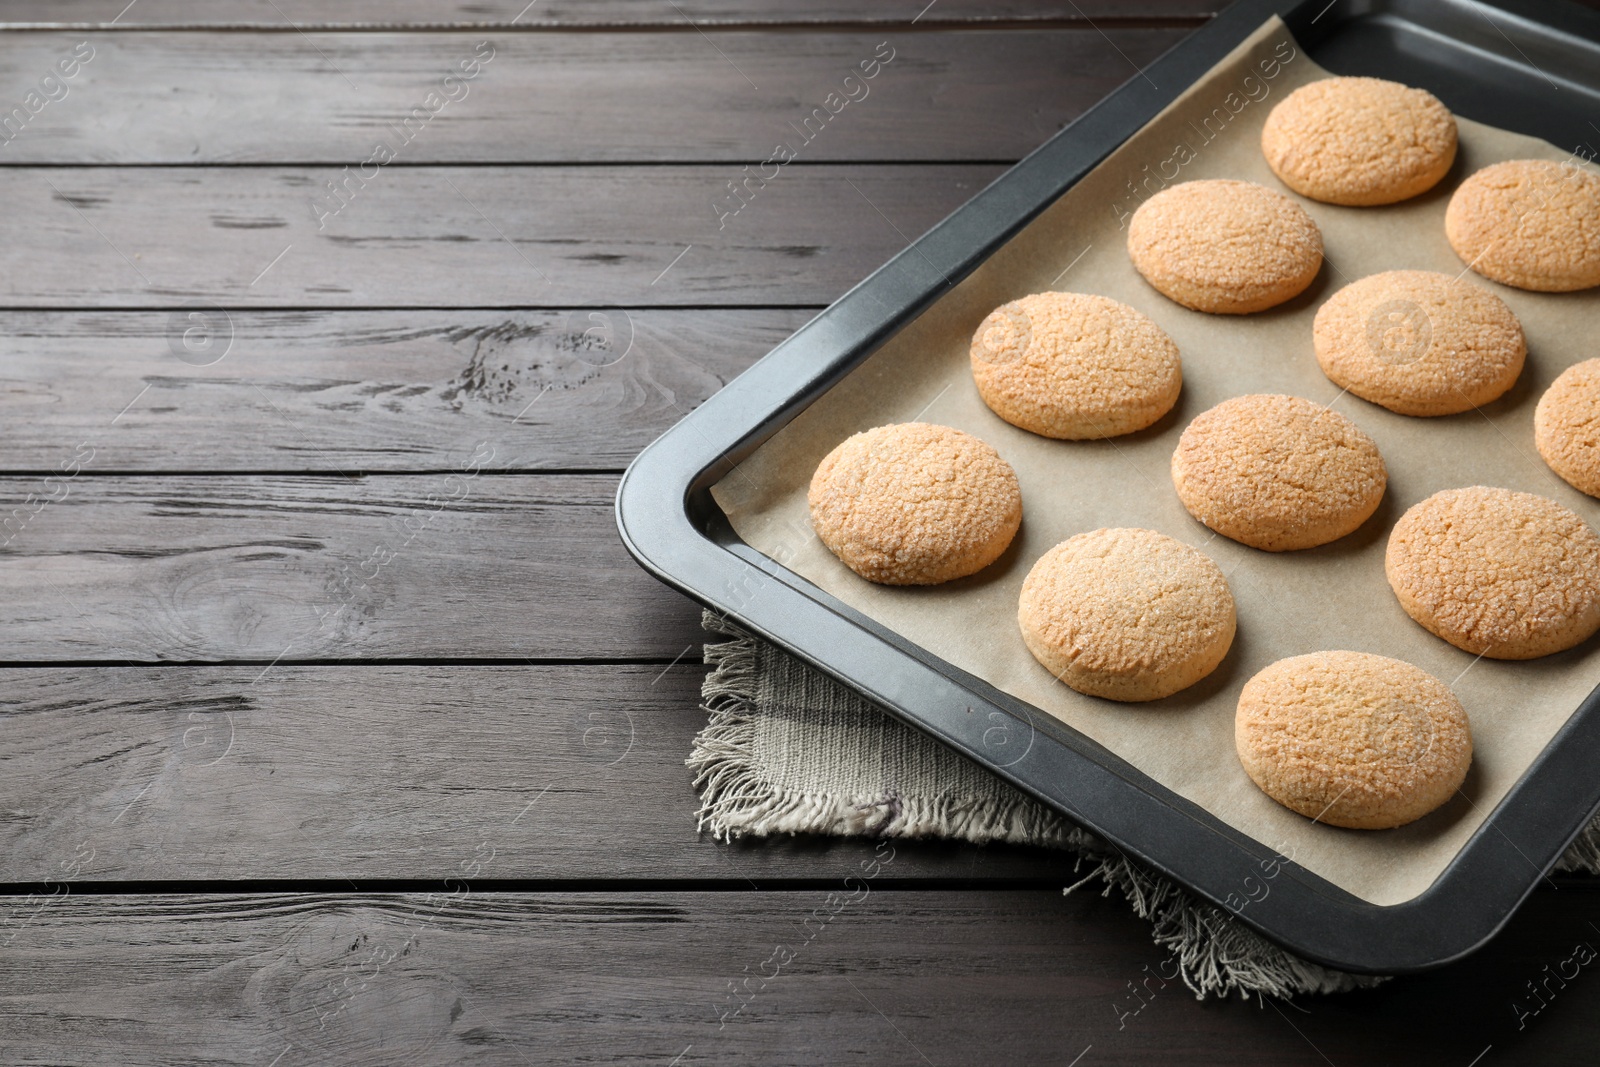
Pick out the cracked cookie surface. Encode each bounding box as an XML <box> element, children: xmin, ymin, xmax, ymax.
<box><xmin>1535</xmin><ymin>358</ymin><xmax>1600</xmax><ymax>498</ymax></box>
<box><xmin>1171</xmin><ymin>394</ymin><xmax>1387</xmax><ymax>551</ymax></box>
<box><xmin>1127</xmin><ymin>179</ymin><xmax>1323</xmax><ymax>314</ymax></box>
<box><xmin>1236</xmin><ymin>651</ymin><xmax>1472</xmax><ymax>830</ymax></box>
<box><xmin>809</xmin><ymin>422</ymin><xmax>1022</xmax><ymax>585</ymax></box>
<box><xmin>1261</xmin><ymin>76</ymin><xmax>1457</xmax><ymax>206</ymax></box>
<box><xmin>1018</xmin><ymin>527</ymin><xmax>1235</xmax><ymax>702</ymax></box>
<box><xmin>1446</xmin><ymin>159</ymin><xmax>1600</xmax><ymax>292</ymax></box>
<box><xmin>1385</xmin><ymin>485</ymin><xmax>1600</xmax><ymax>659</ymax></box>
<box><xmin>970</xmin><ymin>291</ymin><xmax>1182</xmax><ymax>439</ymax></box>
<box><xmin>1313</xmin><ymin>269</ymin><xmax>1525</xmax><ymax>417</ymax></box>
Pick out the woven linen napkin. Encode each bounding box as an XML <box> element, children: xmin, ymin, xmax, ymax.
<box><xmin>688</xmin><ymin>610</ymin><xmax>1600</xmax><ymax>999</ymax></box>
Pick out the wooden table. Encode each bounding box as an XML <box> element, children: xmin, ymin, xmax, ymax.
<box><xmin>2</xmin><ymin>2</ymin><xmax>1597</xmax><ymax>1063</ymax></box>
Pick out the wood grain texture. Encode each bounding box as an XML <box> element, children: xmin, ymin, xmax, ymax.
<box><xmin>2</xmin><ymin>165</ymin><xmax>1001</xmax><ymax>307</ymax></box>
<box><xmin>0</xmin><ymin>663</ymin><xmax>1070</xmax><ymax>883</ymax></box>
<box><xmin>0</xmin><ymin>475</ymin><xmax>706</xmax><ymax>660</ymax></box>
<box><xmin>5</xmin><ymin>1</ymin><xmax>1221</xmax><ymax>28</ymax></box>
<box><xmin>3</xmin><ymin>887</ymin><xmax>1599</xmax><ymax>1066</ymax></box>
<box><xmin>7</xmin><ymin>6</ymin><xmax>1598</xmax><ymax>1062</ymax></box>
<box><xmin>0</xmin><ymin>30</ymin><xmax>1188</xmax><ymax>163</ymax></box>
<box><xmin>0</xmin><ymin>309</ymin><xmax>806</xmax><ymax>472</ymax></box>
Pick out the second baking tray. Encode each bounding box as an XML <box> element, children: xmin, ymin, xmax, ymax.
<box><xmin>616</xmin><ymin>0</ymin><xmax>1600</xmax><ymax>973</ymax></box>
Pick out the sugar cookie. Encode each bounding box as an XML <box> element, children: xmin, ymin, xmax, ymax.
<box><xmin>1018</xmin><ymin>527</ymin><xmax>1235</xmax><ymax>702</ymax></box>
<box><xmin>1313</xmin><ymin>269</ymin><xmax>1526</xmax><ymax>416</ymax></box>
<box><xmin>1171</xmin><ymin>394</ymin><xmax>1387</xmax><ymax>551</ymax></box>
<box><xmin>1536</xmin><ymin>358</ymin><xmax>1600</xmax><ymax>497</ymax></box>
<box><xmin>1385</xmin><ymin>486</ymin><xmax>1600</xmax><ymax>659</ymax></box>
<box><xmin>809</xmin><ymin>423</ymin><xmax>1022</xmax><ymax>586</ymax></box>
<box><xmin>1127</xmin><ymin>179</ymin><xmax>1323</xmax><ymax>314</ymax></box>
<box><xmin>970</xmin><ymin>291</ymin><xmax>1182</xmax><ymax>439</ymax></box>
<box><xmin>1445</xmin><ymin>159</ymin><xmax>1600</xmax><ymax>292</ymax></box>
<box><xmin>1261</xmin><ymin>76</ymin><xmax>1457</xmax><ymax>206</ymax></box>
<box><xmin>1236</xmin><ymin>651</ymin><xmax>1472</xmax><ymax>830</ymax></box>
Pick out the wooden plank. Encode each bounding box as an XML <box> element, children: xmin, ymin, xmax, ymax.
<box><xmin>0</xmin><ymin>663</ymin><xmax>1071</xmax><ymax>883</ymax></box>
<box><xmin>0</xmin><ymin>30</ymin><xmax>1189</xmax><ymax>163</ymax></box>
<box><xmin>0</xmin><ymin>474</ymin><xmax>707</xmax><ymax>660</ymax></box>
<box><xmin>2</xmin><ymin>2</ymin><xmax>1221</xmax><ymax>28</ymax></box>
<box><xmin>0</xmin><ymin>309</ymin><xmax>807</xmax><ymax>472</ymax></box>
<box><xmin>0</xmin><ymin>164</ymin><xmax>1002</xmax><ymax>307</ymax></box>
<box><xmin>2</xmin><ymin>887</ymin><xmax>1597</xmax><ymax>1065</ymax></box>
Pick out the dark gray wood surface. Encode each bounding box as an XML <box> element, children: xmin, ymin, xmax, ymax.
<box><xmin>0</xmin><ymin>165</ymin><xmax>1002</xmax><ymax>307</ymax></box>
<box><xmin>4</xmin><ymin>888</ymin><xmax>1600</xmax><ymax>1066</ymax></box>
<box><xmin>0</xmin><ymin>31</ymin><xmax>1191</xmax><ymax>162</ymax></box>
<box><xmin>0</xmin><ymin>663</ymin><xmax>1072</xmax><ymax>882</ymax></box>
<box><xmin>0</xmin><ymin>475</ymin><xmax>710</xmax><ymax>659</ymax></box>
<box><xmin>0</xmin><ymin>310</ymin><xmax>808</xmax><ymax>471</ymax></box>
<box><xmin>2</xmin><ymin>1</ymin><xmax>1598</xmax><ymax>1064</ymax></box>
<box><xmin>9</xmin><ymin>1</ymin><xmax>1221</xmax><ymax>27</ymax></box>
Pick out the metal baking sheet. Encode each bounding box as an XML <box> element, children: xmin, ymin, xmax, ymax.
<box><xmin>616</xmin><ymin>0</ymin><xmax>1600</xmax><ymax>972</ymax></box>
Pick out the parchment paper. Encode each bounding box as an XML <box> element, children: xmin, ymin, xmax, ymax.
<box><xmin>711</xmin><ymin>18</ymin><xmax>1600</xmax><ymax>906</ymax></box>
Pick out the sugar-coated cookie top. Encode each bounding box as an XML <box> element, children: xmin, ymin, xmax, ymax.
<box><xmin>1536</xmin><ymin>358</ymin><xmax>1600</xmax><ymax>498</ymax></box>
<box><xmin>1171</xmin><ymin>393</ymin><xmax>1387</xmax><ymax>551</ymax></box>
<box><xmin>970</xmin><ymin>291</ymin><xmax>1181</xmax><ymax>440</ymax></box>
<box><xmin>1385</xmin><ymin>486</ymin><xmax>1600</xmax><ymax>659</ymax></box>
<box><xmin>1018</xmin><ymin>527</ymin><xmax>1235</xmax><ymax>702</ymax></box>
<box><xmin>1261</xmin><ymin>76</ymin><xmax>1457</xmax><ymax>206</ymax></box>
<box><xmin>1235</xmin><ymin>650</ymin><xmax>1472</xmax><ymax>830</ymax></box>
<box><xmin>1446</xmin><ymin>159</ymin><xmax>1600</xmax><ymax>292</ymax></box>
<box><xmin>1127</xmin><ymin>180</ymin><xmax>1324</xmax><ymax>314</ymax></box>
<box><xmin>1313</xmin><ymin>269</ymin><xmax>1526</xmax><ymax>417</ymax></box>
<box><xmin>808</xmin><ymin>422</ymin><xmax>1021</xmax><ymax>586</ymax></box>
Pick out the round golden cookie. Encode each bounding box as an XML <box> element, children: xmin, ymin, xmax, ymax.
<box><xmin>1235</xmin><ymin>651</ymin><xmax>1472</xmax><ymax>830</ymax></box>
<box><xmin>1127</xmin><ymin>179</ymin><xmax>1324</xmax><ymax>314</ymax></box>
<box><xmin>808</xmin><ymin>422</ymin><xmax>1021</xmax><ymax>586</ymax></box>
<box><xmin>1017</xmin><ymin>527</ymin><xmax>1235</xmax><ymax>702</ymax></box>
<box><xmin>1445</xmin><ymin>159</ymin><xmax>1600</xmax><ymax>292</ymax></box>
<box><xmin>1260</xmin><ymin>77</ymin><xmax>1457</xmax><ymax>206</ymax></box>
<box><xmin>1312</xmin><ymin>270</ymin><xmax>1526</xmax><ymax>416</ymax></box>
<box><xmin>1385</xmin><ymin>486</ymin><xmax>1600</xmax><ymax>659</ymax></box>
<box><xmin>1536</xmin><ymin>359</ymin><xmax>1600</xmax><ymax>497</ymax></box>
<box><xmin>970</xmin><ymin>291</ymin><xmax>1182</xmax><ymax>439</ymax></box>
<box><xmin>1170</xmin><ymin>394</ymin><xmax>1387</xmax><ymax>551</ymax></box>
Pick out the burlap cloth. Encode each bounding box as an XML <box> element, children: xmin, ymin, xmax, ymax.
<box><xmin>688</xmin><ymin>611</ymin><xmax>1600</xmax><ymax>1000</ymax></box>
